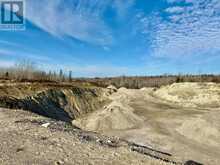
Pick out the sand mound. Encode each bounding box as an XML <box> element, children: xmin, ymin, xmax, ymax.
<box><xmin>154</xmin><ymin>83</ymin><xmax>220</xmax><ymax>107</ymax></box>
<box><xmin>107</xmin><ymin>85</ymin><xmax>117</xmax><ymax>91</ymax></box>
<box><xmin>176</xmin><ymin>117</ymin><xmax>220</xmax><ymax>147</ymax></box>
<box><xmin>73</xmin><ymin>101</ymin><xmax>144</xmax><ymax>132</ymax></box>
<box><xmin>106</xmin><ymin>85</ymin><xmax>117</xmax><ymax>94</ymax></box>
<box><xmin>140</xmin><ymin>87</ymin><xmax>148</xmax><ymax>91</ymax></box>
<box><xmin>103</xmin><ymin>85</ymin><xmax>118</xmax><ymax>97</ymax></box>
<box><xmin>118</xmin><ymin>87</ymin><xmax>127</xmax><ymax>91</ymax></box>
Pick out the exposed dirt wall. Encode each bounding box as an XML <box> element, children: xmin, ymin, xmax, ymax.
<box><xmin>0</xmin><ymin>85</ymin><xmax>108</xmax><ymax>122</ymax></box>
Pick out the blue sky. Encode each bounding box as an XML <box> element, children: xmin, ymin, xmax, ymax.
<box><xmin>0</xmin><ymin>0</ymin><xmax>220</xmax><ymax>77</ymax></box>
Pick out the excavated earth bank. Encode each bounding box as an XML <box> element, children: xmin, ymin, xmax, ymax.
<box><xmin>0</xmin><ymin>83</ymin><xmax>108</xmax><ymax>122</ymax></box>
<box><xmin>0</xmin><ymin>82</ymin><xmax>216</xmax><ymax>164</ymax></box>
<box><xmin>0</xmin><ymin>82</ymin><xmax>187</xmax><ymax>165</ymax></box>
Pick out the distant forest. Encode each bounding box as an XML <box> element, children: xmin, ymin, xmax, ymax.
<box><xmin>0</xmin><ymin>60</ymin><xmax>220</xmax><ymax>88</ymax></box>
<box><xmin>81</xmin><ymin>75</ymin><xmax>220</xmax><ymax>89</ymax></box>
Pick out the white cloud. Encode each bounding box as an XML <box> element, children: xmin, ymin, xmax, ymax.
<box><xmin>40</xmin><ymin>62</ymin><xmax>129</xmax><ymax>77</ymax></box>
<box><xmin>103</xmin><ymin>46</ymin><xmax>110</xmax><ymax>51</ymax></box>
<box><xmin>0</xmin><ymin>60</ymin><xmax>15</xmax><ymax>68</ymax></box>
<box><xmin>0</xmin><ymin>49</ymin><xmax>14</xmax><ymax>56</ymax></box>
<box><xmin>113</xmin><ymin>0</ymin><xmax>134</xmax><ymax>18</ymax></box>
<box><xmin>0</xmin><ymin>47</ymin><xmax>51</xmax><ymax>62</ymax></box>
<box><xmin>165</xmin><ymin>6</ymin><xmax>184</xmax><ymax>13</ymax></box>
<box><xmin>26</xmin><ymin>0</ymin><xmax>138</xmax><ymax>46</ymax></box>
<box><xmin>26</xmin><ymin>0</ymin><xmax>135</xmax><ymax>46</ymax></box>
<box><xmin>0</xmin><ymin>40</ymin><xmax>21</xmax><ymax>47</ymax></box>
<box><xmin>26</xmin><ymin>0</ymin><xmax>113</xmax><ymax>46</ymax></box>
<box><xmin>141</xmin><ymin>0</ymin><xmax>220</xmax><ymax>58</ymax></box>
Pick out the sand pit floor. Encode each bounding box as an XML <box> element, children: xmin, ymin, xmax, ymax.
<box><xmin>73</xmin><ymin>83</ymin><xmax>220</xmax><ymax>164</ymax></box>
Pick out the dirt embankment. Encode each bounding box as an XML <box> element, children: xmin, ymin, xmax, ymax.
<box><xmin>0</xmin><ymin>82</ymin><xmax>219</xmax><ymax>164</ymax></box>
<box><xmin>0</xmin><ymin>83</ymin><xmax>109</xmax><ymax>122</ymax></box>
<box><xmin>154</xmin><ymin>82</ymin><xmax>220</xmax><ymax>107</ymax></box>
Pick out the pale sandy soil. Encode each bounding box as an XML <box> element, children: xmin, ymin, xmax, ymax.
<box><xmin>73</xmin><ymin>83</ymin><xmax>220</xmax><ymax>165</ymax></box>
<box><xmin>0</xmin><ymin>108</ymin><xmax>171</xmax><ymax>165</ymax></box>
<box><xmin>154</xmin><ymin>82</ymin><xmax>220</xmax><ymax>107</ymax></box>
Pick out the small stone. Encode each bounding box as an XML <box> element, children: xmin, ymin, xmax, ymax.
<box><xmin>42</xmin><ymin>123</ymin><xmax>50</xmax><ymax>128</ymax></box>
<box><xmin>184</xmin><ymin>160</ymin><xmax>203</xmax><ymax>165</ymax></box>
<box><xmin>112</xmin><ymin>152</ymin><xmax>119</xmax><ymax>157</ymax></box>
<box><xmin>107</xmin><ymin>140</ymin><xmax>112</xmax><ymax>143</ymax></box>
<box><xmin>55</xmin><ymin>160</ymin><xmax>65</xmax><ymax>165</ymax></box>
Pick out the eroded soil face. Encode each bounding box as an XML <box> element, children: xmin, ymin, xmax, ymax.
<box><xmin>74</xmin><ymin>83</ymin><xmax>220</xmax><ymax>165</ymax></box>
<box><xmin>0</xmin><ymin>82</ymin><xmax>108</xmax><ymax>122</ymax></box>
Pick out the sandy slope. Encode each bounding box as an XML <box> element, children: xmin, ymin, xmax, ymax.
<box><xmin>73</xmin><ymin>83</ymin><xmax>220</xmax><ymax>164</ymax></box>
<box><xmin>73</xmin><ymin>87</ymin><xmax>146</xmax><ymax>132</ymax></box>
<box><xmin>73</xmin><ymin>100</ymin><xmax>144</xmax><ymax>131</ymax></box>
<box><xmin>154</xmin><ymin>82</ymin><xmax>220</xmax><ymax>107</ymax></box>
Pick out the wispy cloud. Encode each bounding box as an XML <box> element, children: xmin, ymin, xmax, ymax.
<box><xmin>0</xmin><ymin>60</ymin><xmax>15</xmax><ymax>68</ymax></box>
<box><xmin>40</xmin><ymin>62</ymin><xmax>129</xmax><ymax>77</ymax></box>
<box><xmin>69</xmin><ymin>65</ymin><xmax>129</xmax><ymax>77</ymax></box>
<box><xmin>140</xmin><ymin>0</ymin><xmax>220</xmax><ymax>58</ymax></box>
<box><xmin>26</xmin><ymin>0</ymin><xmax>113</xmax><ymax>46</ymax></box>
<box><xmin>26</xmin><ymin>0</ymin><xmax>135</xmax><ymax>46</ymax></box>
<box><xmin>0</xmin><ymin>49</ymin><xmax>14</xmax><ymax>56</ymax></box>
<box><xmin>0</xmin><ymin>40</ymin><xmax>21</xmax><ymax>47</ymax></box>
<box><xmin>113</xmin><ymin>0</ymin><xmax>134</xmax><ymax>19</ymax></box>
<box><xmin>165</xmin><ymin>6</ymin><xmax>184</xmax><ymax>13</ymax></box>
<box><xmin>0</xmin><ymin>47</ymin><xmax>51</xmax><ymax>62</ymax></box>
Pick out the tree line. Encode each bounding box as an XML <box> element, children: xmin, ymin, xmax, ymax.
<box><xmin>1</xmin><ymin>60</ymin><xmax>220</xmax><ymax>88</ymax></box>
<box><xmin>0</xmin><ymin>60</ymin><xmax>73</xmax><ymax>82</ymax></box>
<box><xmin>82</xmin><ymin>74</ymin><xmax>220</xmax><ymax>89</ymax></box>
